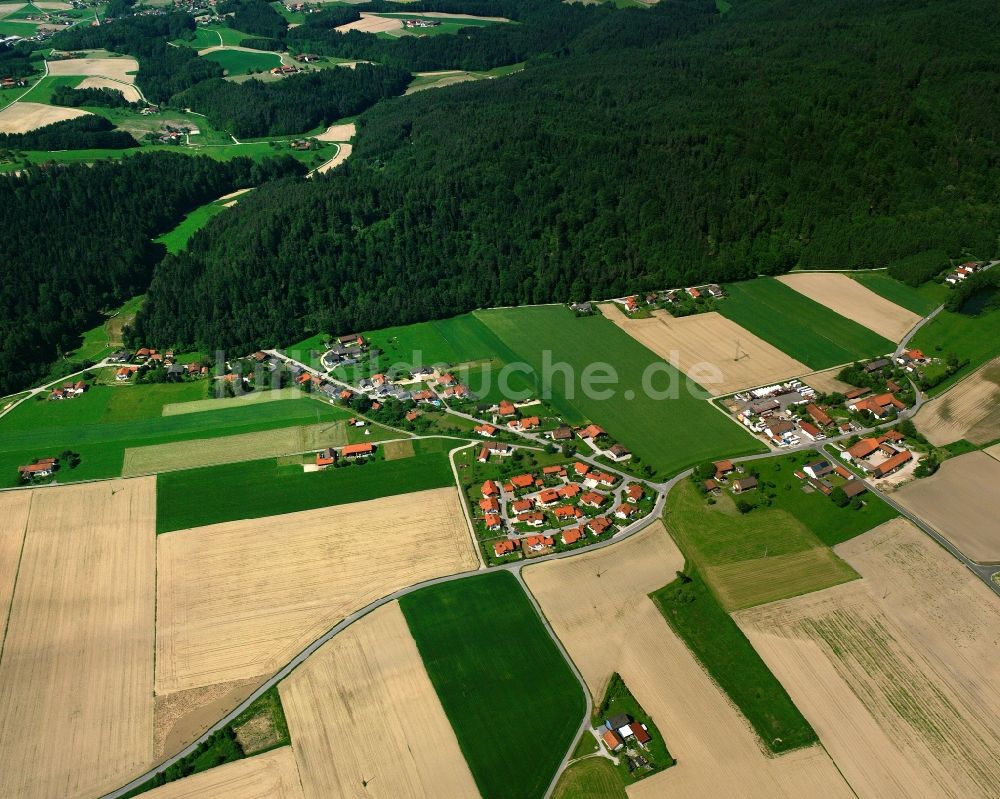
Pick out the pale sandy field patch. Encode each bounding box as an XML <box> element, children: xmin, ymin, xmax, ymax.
<box><xmin>599</xmin><ymin>304</ymin><xmax>808</xmax><ymax>395</ymax></box>
<box><xmin>523</xmin><ymin>523</ymin><xmax>853</xmax><ymax>799</ymax></box>
<box><xmin>217</xmin><ymin>187</ymin><xmax>253</xmax><ymax>202</ymax></box>
<box><xmin>313</xmin><ymin>142</ymin><xmax>352</xmax><ymax>174</ymax></box>
<box><xmin>802</xmin><ymin>366</ymin><xmax>855</xmax><ymax>394</ymax></box>
<box><xmin>315</xmin><ymin>121</ymin><xmax>355</xmax><ymax>141</ymax></box>
<box><xmin>280</xmin><ymin>601</ymin><xmax>479</xmax><ymax>799</ymax></box>
<box><xmin>76</xmin><ymin>75</ymin><xmax>141</xmax><ymax>102</ymax></box>
<box><xmin>735</xmin><ymin>517</ymin><xmax>1000</xmax><ymax>799</ymax></box>
<box><xmin>47</xmin><ymin>56</ymin><xmax>139</xmax><ymax>82</ymax></box>
<box><xmin>34</xmin><ymin>1</ymin><xmax>72</xmax><ymax>8</ymax></box>
<box><xmin>156</xmin><ymin>487</ymin><xmax>478</xmax><ymax>693</ymax></box>
<box><xmin>915</xmin><ymin>357</ymin><xmax>1000</xmax><ymax>445</ymax></box>
<box><xmin>776</xmin><ymin>273</ymin><xmax>920</xmax><ymax>342</ymax></box>
<box><xmin>0</xmin><ymin>479</ymin><xmax>156</xmax><ymax>799</ymax></box>
<box><xmin>336</xmin><ymin>12</ymin><xmax>403</xmax><ymax>33</ymax></box>
<box><xmin>406</xmin><ymin>72</ymin><xmax>478</xmax><ymax>94</ymax></box>
<box><xmin>143</xmin><ymin>747</ymin><xmax>304</xmax><ymax>799</ymax></box>
<box><xmin>0</xmin><ymin>101</ymin><xmax>89</xmax><ymax>133</ymax></box>
<box><xmin>0</xmin><ymin>3</ymin><xmax>25</xmax><ymax>15</ymax></box>
<box><xmin>154</xmin><ymin>676</ymin><xmax>263</xmax><ymax>760</ymax></box>
<box><xmin>122</xmin><ymin>420</ymin><xmax>347</xmax><ymax>475</ymax></box>
<box><xmin>0</xmin><ymin>491</ymin><xmax>31</xmax><ymax>654</ymax></box>
<box><xmin>161</xmin><ymin>387</ymin><xmax>300</xmax><ymax>416</ymax></box>
<box><xmin>893</xmin><ymin>451</ymin><xmax>1000</xmax><ymax>562</ymax></box>
<box><xmin>382</xmin><ymin>438</ymin><xmax>415</xmax><ymax>460</ymax></box>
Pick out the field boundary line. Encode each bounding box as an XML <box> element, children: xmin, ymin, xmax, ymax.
<box><xmin>0</xmin><ymin>492</ymin><xmax>32</xmax><ymax>667</ymax></box>
<box><xmin>448</xmin><ymin>440</ymin><xmax>485</xmax><ymax>570</ymax></box>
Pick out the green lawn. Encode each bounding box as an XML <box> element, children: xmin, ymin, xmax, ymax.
<box><xmin>155</xmin><ymin>197</ymin><xmax>234</xmax><ymax>254</ymax></box>
<box><xmin>552</xmin><ymin>757</ymin><xmax>627</xmax><ymax>799</ymax></box>
<box><xmin>174</xmin><ymin>23</ymin><xmax>254</xmax><ymax>48</ymax></box>
<box><xmin>719</xmin><ymin>278</ymin><xmax>895</xmax><ymax>369</ymax></box>
<box><xmin>0</xmin><ymin>383</ymin><xmax>344</xmax><ymax>487</ymax></box>
<box><xmin>155</xmin><ymin>447</ymin><xmax>454</xmax><ymax>532</ymax></box>
<box><xmin>910</xmin><ymin>304</ymin><xmax>1000</xmax><ymax>397</ymax></box>
<box><xmin>650</xmin><ymin>569</ymin><xmax>818</xmax><ymax>754</ymax></box>
<box><xmin>400</xmin><ymin>571</ymin><xmax>585</xmax><ymax>799</ymax></box>
<box><xmin>849</xmin><ymin>273</ymin><xmax>949</xmax><ymax>316</ymax></box>
<box><xmin>0</xmin><ymin>20</ymin><xmax>38</xmax><ymax>36</ymax></box>
<box><xmin>476</xmin><ymin>306</ymin><xmax>766</xmax><ymax>477</ymax></box>
<box><xmin>202</xmin><ymin>48</ymin><xmax>282</xmax><ymax>76</ymax></box>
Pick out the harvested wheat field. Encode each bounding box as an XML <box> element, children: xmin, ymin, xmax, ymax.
<box><xmin>893</xmin><ymin>451</ymin><xmax>1000</xmax><ymax>562</ymax></box>
<box><xmin>315</xmin><ymin>122</ymin><xmax>355</xmax><ymax>141</ymax></box>
<box><xmin>143</xmin><ymin>747</ymin><xmax>304</xmax><ymax>799</ymax></box>
<box><xmin>803</xmin><ymin>366</ymin><xmax>855</xmax><ymax>395</ymax></box>
<box><xmin>523</xmin><ymin>524</ymin><xmax>853</xmax><ymax>799</ymax></box>
<box><xmin>76</xmin><ymin>75</ymin><xmax>142</xmax><ymax>102</ymax></box>
<box><xmin>156</xmin><ymin>487</ymin><xmax>477</xmax><ymax>693</ymax></box>
<box><xmin>47</xmin><ymin>56</ymin><xmax>139</xmax><ymax>81</ymax></box>
<box><xmin>0</xmin><ymin>491</ymin><xmax>31</xmax><ymax>653</ymax></box>
<box><xmin>776</xmin><ymin>273</ymin><xmax>920</xmax><ymax>342</ymax></box>
<box><xmin>736</xmin><ymin>517</ymin><xmax>1000</xmax><ymax>799</ymax></box>
<box><xmin>280</xmin><ymin>601</ymin><xmax>479</xmax><ymax>799</ymax></box>
<box><xmin>122</xmin><ymin>420</ymin><xmax>347</xmax><ymax>475</ymax></box>
<box><xmin>916</xmin><ymin>357</ymin><xmax>1000</xmax><ymax>445</ymax></box>
<box><xmin>0</xmin><ymin>101</ymin><xmax>89</xmax><ymax>133</ymax></box>
<box><xmin>599</xmin><ymin>304</ymin><xmax>807</xmax><ymax>395</ymax></box>
<box><xmin>0</xmin><ymin>478</ymin><xmax>156</xmax><ymax>799</ymax></box>
<box><xmin>313</xmin><ymin>142</ymin><xmax>352</xmax><ymax>174</ymax></box>
<box><xmin>336</xmin><ymin>12</ymin><xmax>403</xmax><ymax>33</ymax></box>
<box><xmin>0</xmin><ymin>3</ymin><xmax>26</xmax><ymax>15</ymax></box>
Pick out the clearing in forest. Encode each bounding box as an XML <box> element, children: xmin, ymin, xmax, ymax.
<box><xmin>155</xmin><ymin>487</ymin><xmax>477</xmax><ymax>692</ymax></box>
<box><xmin>280</xmin><ymin>601</ymin><xmax>479</xmax><ymax>799</ymax></box>
<box><xmin>776</xmin><ymin>273</ymin><xmax>920</xmax><ymax>342</ymax></box>
<box><xmin>599</xmin><ymin>304</ymin><xmax>808</xmax><ymax>395</ymax></box>
<box><xmin>0</xmin><ymin>479</ymin><xmax>156</xmax><ymax>799</ymax></box>
<box><xmin>736</xmin><ymin>517</ymin><xmax>1000</xmax><ymax>799</ymax></box>
<box><xmin>893</xmin><ymin>451</ymin><xmax>1000</xmax><ymax>562</ymax></box>
<box><xmin>523</xmin><ymin>524</ymin><xmax>853</xmax><ymax>799</ymax></box>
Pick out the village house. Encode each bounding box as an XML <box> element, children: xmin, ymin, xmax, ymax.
<box><xmin>731</xmin><ymin>476</ymin><xmax>758</xmax><ymax>494</ymax></box>
<box><xmin>549</xmin><ymin>425</ymin><xmax>573</xmax><ymax>441</ymax></box>
<box><xmin>543</xmin><ymin>464</ymin><xmax>568</xmax><ymax>479</ymax></box>
<box><xmin>843</xmin><ymin>479</ymin><xmax>868</xmax><ymax>498</ymax></box>
<box><xmin>579</xmin><ymin>424</ymin><xmax>607</xmax><ymax>441</ymax></box>
<box><xmin>803</xmin><ymin>460</ymin><xmax>834</xmax><ymax>479</ymax></box>
<box><xmin>517</xmin><ymin>511</ymin><xmax>546</xmax><ymax>526</ymax></box>
<box><xmin>842</xmin><ymin>437</ymin><xmax>880</xmax><ymax>462</ymax></box>
<box><xmin>493</xmin><ymin>539</ymin><xmax>519</xmax><ymax>558</ymax></box>
<box><xmin>18</xmin><ymin>457</ymin><xmax>58</xmax><ymax>480</ymax></box>
<box><xmin>573</xmin><ymin>461</ymin><xmax>590</xmax><ymax>477</ymax></box>
<box><xmin>481</xmin><ymin>479</ymin><xmax>500</xmax><ymax>498</ymax></box>
<box><xmin>703</xmin><ymin>478</ymin><xmax>720</xmax><ymax>494</ymax></box>
<box><xmin>498</xmin><ymin>400</ymin><xmax>516</xmax><ymax>416</ymax></box>
<box><xmin>849</xmin><ymin>392</ymin><xmax>906</xmax><ymax>420</ymax></box>
<box><xmin>624</xmin><ymin>296</ymin><xmax>639</xmax><ymax>312</ymax></box>
<box><xmin>511</xmin><ymin>473</ymin><xmax>536</xmax><ymax>491</ymax></box>
<box><xmin>115</xmin><ymin>365</ymin><xmax>139</xmax><ymax>381</ymax></box>
<box><xmin>484</xmin><ymin>513</ymin><xmax>503</xmax><ymax>531</ymax></box>
<box><xmin>798</xmin><ymin>421</ymin><xmax>824</xmax><ymax>441</ymax></box>
<box><xmin>475</xmin><ymin>423</ymin><xmax>498</xmax><ymax>437</ymax></box>
<box><xmin>558</xmin><ymin>483</ymin><xmax>581</xmax><ymax>499</ymax></box>
<box><xmin>570</xmin><ymin>301</ymin><xmax>593</xmax><ymax>315</ymax></box>
<box><xmin>602</xmin><ymin>728</ymin><xmax>624</xmax><ymax>752</ymax></box>
<box><xmin>587</xmin><ymin>516</ymin><xmax>612</xmax><ymax>535</ymax></box>
<box><xmin>608</xmin><ymin>443</ymin><xmax>632</xmax><ymax>462</ymax></box>
<box><xmin>687</xmin><ymin>286</ymin><xmax>701</xmax><ymax>299</ymax></box>
<box><xmin>536</xmin><ymin>489</ymin><xmax>561</xmax><ymax>507</ymax></box>
<box><xmin>479</xmin><ymin>497</ymin><xmax>500</xmax><ymax>514</ymax></box>
<box><xmin>580</xmin><ymin>491</ymin><xmax>607</xmax><ymax>508</ymax></box>
<box><xmin>562</xmin><ymin>526</ymin><xmax>585</xmax><ymax>545</ymax></box>
<box><xmin>614</xmin><ymin>503</ymin><xmax>637</xmax><ymax>520</ymax></box>
<box><xmin>512</xmin><ymin>498</ymin><xmax>533</xmax><ymax>513</ymax></box>
<box><xmin>554</xmin><ymin>505</ymin><xmax>582</xmax><ymax>522</ymax></box>
<box><xmin>713</xmin><ymin>459</ymin><xmax>736</xmax><ymax>480</ymax></box>
<box><xmin>626</xmin><ymin>484</ymin><xmax>644</xmax><ymax>502</ymax></box>
<box><xmin>525</xmin><ymin>534</ymin><xmax>554</xmax><ymax>552</ymax></box>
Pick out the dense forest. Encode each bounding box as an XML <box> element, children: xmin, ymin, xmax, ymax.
<box><xmin>0</xmin><ymin>116</ymin><xmax>137</xmax><ymax>150</ymax></box>
<box><xmin>174</xmin><ymin>64</ymin><xmax>411</xmax><ymax>138</ymax></box>
<box><xmin>50</xmin><ymin>14</ymin><xmax>222</xmax><ymax>102</ymax></box>
<box><xmin>219</xmin><ymin>0</ymin><xmax>288</xmax><ymax>40</ymax></box>
<box><xmin>50</xmin><ymin>85</ymin><xmax>141</xmax><ymax>109</ymax></box>
<box><xmin>0</xmin><ymin>154</ymin><xmax>303</xmax><ymax>394</ymax></box>
<box><xmin>134</xmin><ymin>0</ymin><xmax>1000</xmax><ymax>353</ymax></box>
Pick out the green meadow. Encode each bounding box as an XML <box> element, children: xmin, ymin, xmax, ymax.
<box><xmin>0</xmin><ymin>383</ymin><xmax>344</xmax><ymax>487</ymax></box>
<box><xmin>201</xmin><ymin>48</ymin><xmax>282</xmax><ymax>75</ymax></box>
<box><xmin>911</xmin><ymin>304</ymin><xmax>1000</xmax><ymax>396</ymax></box>
<box><xmin>400</xmin><ymin>571</ymin><xmax>585</xmax><ymax>799</ymax></box>
<box><xmin>155</xmin><ymin>446</ymin><xmax>454</xmax><ymax>532</ymax></box>
<box><xmin>849</xmin><ymin>272</ymin><xmax>948</xmax><ymax>316</ymax></box>
<box><xmin>719</xmin><ymin>278</ymin><xmax>895</xmax><ymax>369</ymax></box>
<box><xmin>476</xmin><ymin>306</ymin><xmax>766</xmax><ymax>476</ymax></box>
<box><xmin>155</xmin><ymin>197</ymin><xmax>238</xmax><ymax>254</ymax></box>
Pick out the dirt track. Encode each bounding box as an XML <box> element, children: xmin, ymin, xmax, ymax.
<box><xmin>523</xmin><ymin>523</ymin><xmax>853</xmax><ymax>799</ymax></box>
<box><xmin>155</xmin><ymin>487</ymin><xmax>478</xmax><ymax>693</ymax></box>
<box><xmin>736</xmin><ymin>518</ymin><xmax>1000</xmax><ymax>799</ymax></box>
<box><xmin>776</xmin><ymin>273</ymin><xmax>920</xmax><ymax>342</ymax></box>
<box><xmin>315</xmin><ymin>122</ymin><xmax>356</xmax><ymax>141</ymax></box>
<box><xmin>599</xmin><ymin>304</ymin><xmax>808</xmax><ymax>395</ymax></box>
<box><xmin>0</xmin><ymin>479</ymin><xmax>156</xmax><ymax>799</ymax></box>
<box><xmin>280</xmin><ymin>601</ymin><xmax>479</xmax><ymax>799</ymax></box>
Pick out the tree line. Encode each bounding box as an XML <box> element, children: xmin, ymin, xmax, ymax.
<box><xmin>0</xmin><ymin>153</ymin><xmax>304</xmax><ymax>394</ymax></box>
<box><xmin>134</xmin><ymin>0</ymin><xmax>1000</xmax><ymax>355</ymax></box>
<box><xmin>50</xmin><ymin>85</ymin><xmax>142</xmax><ymax>109</ymax></box>
<box><xmin>0</xmin><ymin>116</ymin><xmax>137</xmax><ymax>150</ymax></box>
<box><xmin>174</xmin><ymin>63</ymin><xmax>411</xmax><ymax>138</ymax></box>
<box><xmin>219</xmin><ymin>0</ymin><xmax>288</xmax><ymax>40</ymax></box>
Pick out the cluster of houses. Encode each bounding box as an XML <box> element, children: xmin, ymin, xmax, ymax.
<box><xmin>112</xmin><ymin>348</ymin><xmax>208</xmax><ymax>382</ymax></box>
<box><xmin>944</xmin><ymin>261</ymin><xmax>983</xmax><ymax>285</ymax></box>
<box><xmin>838</xmin><ymin>430</ymin><xmax>914</xmax><ymax>479</ymax></box>
<box><xmin>320</xmin><ymin>334</ymin><xmax>371</xmax><ymax>369</ymax></box>
<box><xmin>703</xmin><ymin>459</ymin><xmax>758</xmax><ymax>495</ymax></box>
<box><xmin>49</xmin><ymin>380</ymin><xmax>87</xmax><ymax>400</ymax></box>
<box><xmin>480</xmin><ymin>461</ymin><xmax>649</xmax><ymax>559</ymax></box>
<box><xmin>730</xmin><ymin>380</ymin><xmax>826</xmax><ymax>447</ymax></box>
<box><xmin>600</xmin><ymin>712</ymin><xmax>653</xmax><ymax>754</ymax></box>
<box><xmin>794</xmin><ymin>458</ymin><xmax>868</xmax><ymax>498</ymax></box>
<box><xmin>401</xmin><ymin>17</ymin><xmax>441</xmax><ymax>28</ymax></box>
<box><xmin>294</xmin><ymin>53</ymin><xmax>322</xmax><ymax>62</ymax></box>
<box><xmin>17</xmin><ymin>456</ymin><xmax>58</xmax><ymax>482</ymax></box>
<box><xmin>0</xmin><ymin>77</ymin><xmax>27</xmax><ymax>89</ymax></box>
<box><xmin>619</xmin><ymin>284</ymin><xmax>725</xmax><ymax>314</ymax></box>
<box><xmin>314</xmin><ymin>441</ymin><xmax>376</xmax><ymax>468</ymax></box>
<box><xmin>270</xmin><ymin>65</ymin><xmax>301</xmax><ymax>76</ymax></box>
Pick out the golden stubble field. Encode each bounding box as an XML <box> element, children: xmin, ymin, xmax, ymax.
<box><xmin>47</xmin><ymin>56</ymin><xmax>140</xmax><ymax>82</ymax></box>
<box><xmin>776</xmin><ymin>273</ymin><xmax>921</xmax><ymax>341</ymax></box>
<box><xmin>523</xmin><ymin>523</ymin><xmax>854</xmax><ymax>799</ymax></box>
<box><xmin>0</xmin><ymin>479</ymin><xmax>156</xmax><ymax>799</ymax></box>
<box><xmin>916</xmin><ymin>357</ymin><xmax>1000</xmax><ymax>445</ymax></box>
<box><xmin>892</xmin><ymin>451</ymin><xmax>1000</xmax><ymax>562</ymax></box>
<box><xmin>155</xmin><ymin>487</ymin><xmax>478</xmax><ymax>694</ymax></box>
<box><xmin>599</xmin><ymin>303</ymin><xmax>808</xmax><ymax>395</ymax></box>
<box><xmin>142</xmin><ymin>747</ymin><xmax>304</xmax><ymax>799</ymax></box>
<box><xmin>0</xmin><ymin>491</ymin><xmax>31</xmax><ymax>653</ymax></box>
<box><xmin>76</xmin><ymin>75</ymin><xmax>142</xmax><ymax>102</ymax></box>
<box><xmin>336</xmin><ymin>12</ymin><xmax>403</xmax><ymax>33</ymax></box>
<box><xmin>736</xmin><ymin>517</ymin><xmax>1000</xmax><ymax>799</ymax></box>
<box><xmin>280</xmin><ymin>601</ymin><xmax>480</xmax><ymax>799</ymax></box>
<box><xmin>0</xmin><ymin>101</ymin><xmax>89</xmax><ymax>133</ymax></box>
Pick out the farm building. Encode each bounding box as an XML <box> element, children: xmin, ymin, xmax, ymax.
<box><xmin>341</xmin><ymin>442</ymin><xmax>376</xmax><ymax>459</ymax></box>
<box><xmin>732</xmin><ymin>476</ymin><xmax>758</xmax><ymax>493</ymax></box>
